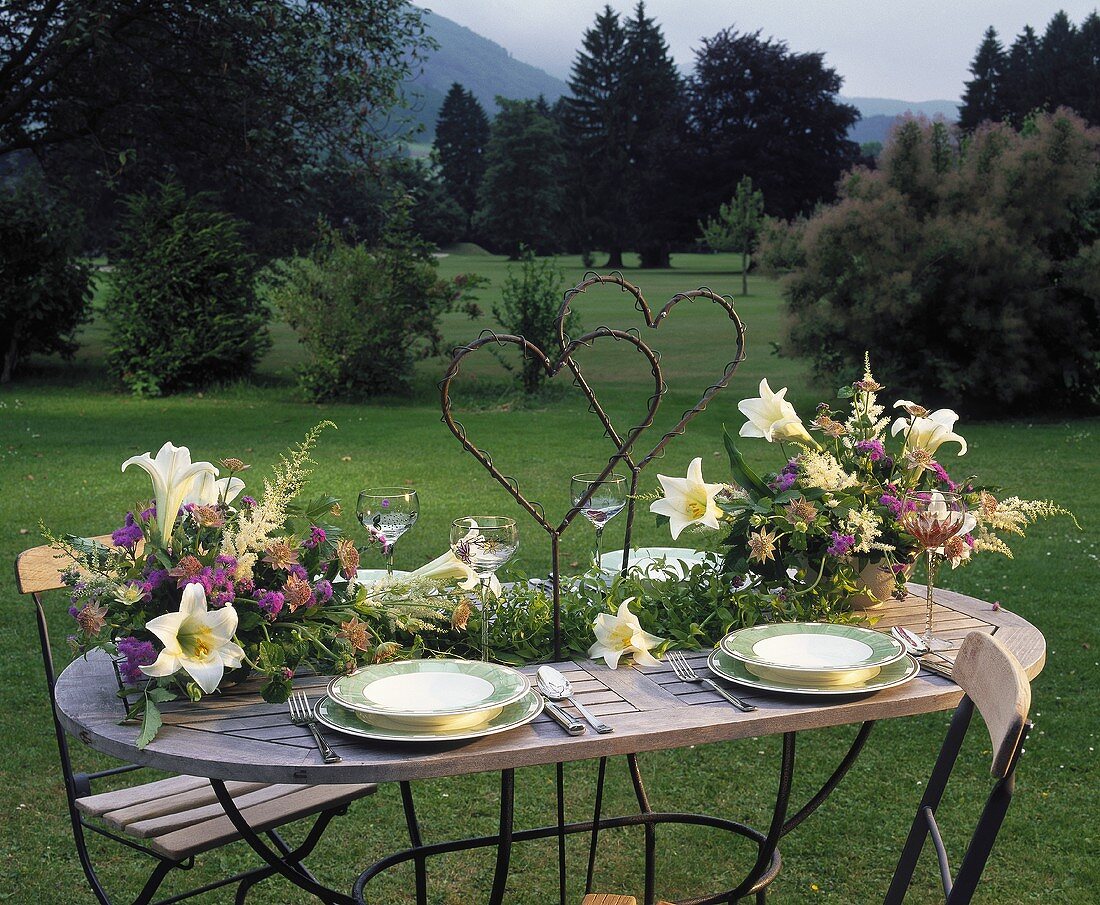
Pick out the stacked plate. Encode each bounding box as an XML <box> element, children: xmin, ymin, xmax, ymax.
<box><xmin>316</xmin><ymin>660</ymin><xmax>543</xmax><ymax>743</ymax></box>
<box><xmin>599</xmin><ymin>547</ymin><xmax>718</xmax><ymax>580</ymax></box>
<box><xmin>709</xmin><ymin>623</ymin><xmax>919</xmax><ymax>697</ymax></box>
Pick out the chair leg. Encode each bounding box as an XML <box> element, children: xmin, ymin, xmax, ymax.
<box><xmin>756</xmin><ymin>889</ymin><xmax>767</xmax><ymax>904</ymax></box>
<box><xmin>234</xmin><ymin>869</ymin><xmax>270</xmax><ymax>905</ymax></box>
<box><xmin>131</xmin><ymin>859</ymin><xmax>175</xmax><ymax>905</ymax></box>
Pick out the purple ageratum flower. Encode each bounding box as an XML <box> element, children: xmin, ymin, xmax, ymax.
<box><xmin>827</xmin><ymin>532</ymin><xmax>856</xmax><ymax>557</ymax></box>
<box><xmin>257</xmin><ymin>590</ymin><xmax>285</xmax><ymax>618</ymax></box>
<box><xmin>880</xmin><ymin>492</ymin><xmax>904</xmax><ymax>519</ymax></box>
<box><xmin>240</xmin><ymin>496</ymin><xmax>257</xmax><ymax>508</ymax></box>
<box><xmin>287</xmin><ymin>563</ymin><xmax>309</xmax><ymax>581</ymax></box>
<box><xmin>215</xmin><ymin>554</ymin><xmax>238</xmax><ymax>571</ymax></box>
<box><xmin>116</xmin><ymin>636</ymin><xmax>157</xmax><ymax>684</ymax></box>
<box><xmin>854</xmin><ymin>439</ymin><xmax>886</xmax><ymax>462</ymax></box>
<box><xmin>139</xmin><ymin>504</ymin><xmax>157</xmax><ymax>522</ymax></box>
<box><xmin>314</xmin><ymin>580</ymin><xmax>333</xmax><ymax>604</ymax></box>
<box><xmin>930</xmin><ymin>461</ymin><xmax>959</xmax><ymax>491</ymax></box>
<box><xmin>68</xmin><ymin>605</ymin><xmax>80</xmax><ymax>618</ymax></box>
<box><xmin>303</xmin><ymin>526</ymin><xmax>327</xmax><ymax>549</ymax></box>
<box><xmin>773</xmin><ymin>471</ymin><xmax>798</xmax><ymax>492</ymax></box>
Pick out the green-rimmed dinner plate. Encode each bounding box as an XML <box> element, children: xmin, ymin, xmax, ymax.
<box><xmin>314</xmin><ymin>690</ymin><xmax>544</xmax><ymax>743</ymax></box>
<box><xmin>708</xmin><ymin>647</ymin><xmax>920</xmax><ymax>697</ymax></box>
<box><xmin>327</xmin><ymin>659</ymin><xmax>530</xmax><ymax>720</ymax></box>
<box><xmin>720</xmin><ymin>622</ymin><xmax>905</xmax><ymax>674</ymax></box>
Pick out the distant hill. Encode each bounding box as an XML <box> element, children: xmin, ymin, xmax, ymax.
<box><xmin>403</xmin><ymin>9</ymin><xmax>567</xmax><ymax>139</ymax></box>
<box><xmin>842</xmin><ymin>97</ymin><xmax>960</xmax><ymax>146</ymax></box>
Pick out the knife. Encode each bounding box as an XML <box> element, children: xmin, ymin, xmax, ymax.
<box><xmin>537</xmin><ymin>690</ymin><xmax>585</xmax><ymax>735</ymax></box>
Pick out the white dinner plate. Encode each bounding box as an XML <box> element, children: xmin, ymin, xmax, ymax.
<box><xmin>599</xmin><ymin>547</ymin><xmax>717</xmax><ymax>580</ymax></box>
<box><xmin>708</xmin><ymin>648</ymin><xmax>920</xmax><ymax>697</ymax></box>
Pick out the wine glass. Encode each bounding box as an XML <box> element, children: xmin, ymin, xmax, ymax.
<box><xmin>571</xmin><ymin>472</ymin><xmax>628</xmax><ymax>570</ymax></box>
<box><xmin>901</xmin><ymin>490</ymin><xmax>968</xmax><ymax>651</ymax></box>
<box><xmin>356</xmin><ymin>487</ymin><xmax>419</xmax><ymax>577</ymax></box>
<box><xmin>450</xmin><ymin>516</ymin><xmax>519</xmax><ymax>661</ymax></box>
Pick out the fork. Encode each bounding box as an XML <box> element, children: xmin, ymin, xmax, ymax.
<box><xmin>667</xmin><ymin>651</ymin><xmax>757</xmax><ymax>712</ymax></box>
<box><xmin>288</xmin><ymin>691</ymin><xmax>341</xmax><ymax>763</ymax></box>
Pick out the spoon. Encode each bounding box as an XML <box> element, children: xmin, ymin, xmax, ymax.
<box><xmin>892</xmin><ymin>626</ymin><xmax>954</xmax><ymax>663</ymax></box>
<box><xmin>537</xmin><ymin>666</ymin><xmax>613</xmax><ymax>734</ymax></box>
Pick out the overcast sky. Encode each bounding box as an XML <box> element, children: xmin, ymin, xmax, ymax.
<box><xmin>418</xmin><ymin>1</ymin><xmax>1098</xmax><ymax>101</ymax></box>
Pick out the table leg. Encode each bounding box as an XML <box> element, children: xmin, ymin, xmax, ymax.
<box><xmin>400</xmin><ymin>781</ymin><xmax>428</xmax><ymax>905</ymax></box>
<box><xmin>556</xmin><ymin>762</ymin><xmax>567</xmax><ymax>905</ymax></box>
<box><xmin>627</xmin><ymin>754</ymin><xmax>657</xmax><ymax>905</ymax></box>
<box><xmin>488</xmin><ymin>769</ymin><xmax>515</xmax><ymax>905</ymax></box>
<box><xmin>584</xmin><ymin>757</ymin><xmax>608</xmax><ymax>895</ymax></box>
<box><xmin>210</xmin><ymin>779</ymin><xmax>355</xmax><ymax>905</ymax></box>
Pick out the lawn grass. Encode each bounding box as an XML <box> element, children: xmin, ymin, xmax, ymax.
<box><xmin>0</xmin><ymin>254</ymin><xmax>1097</xmax><ymax>903</ymax></box>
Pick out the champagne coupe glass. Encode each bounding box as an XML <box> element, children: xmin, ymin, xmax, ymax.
<box><xmin>356</xmin><ymin>487</ymin><xmax>419</xmax><ymax>577</ymax></box>
<box><xmin>571</xmin><ymin>472</ymin><xmax>628</xmax><ymax>570</ymax></box>
<box><xmin>450</xmin><ymin>516</ymin><xmax>519</xmax><ymax>661</ymax></box>
<box><xmin>901</xmin><ymin>490</ymin><xmax>968</xmax><ymax>651</ymax></box>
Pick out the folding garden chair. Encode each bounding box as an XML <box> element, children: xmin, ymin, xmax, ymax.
<box><xmin>883</xmin><ymin>630</ymin><xmax>1033</xmax><ymax>904</ymax></box>
<box><xmin>15</xmin><ymin>538</ymin><xmax>377</xmax><ymax>905</ymax></box>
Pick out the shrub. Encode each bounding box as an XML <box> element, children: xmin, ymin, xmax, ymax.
<box><xmin>492</xmin><ymin>249</ymin><xmax>580</xmax><ymax>394</ymax></box>
<box><xmin>263</xmin><ymin>211</ymin><xmax>481</xmax><ymax>400</ymax></box>
<box><xmin>107</xmin><ymin>181</ymin><xmax>268</xmax><ymax>395</ymax></box>
<box><xmin>0</xmin><ymin>174</ymin><xmax>92</xmax><ymax>383</ymax></box>
<box><xmin>783</xmin><ymin>112</ymin><xmax>1100</xmax><ymax>413</ymax></box>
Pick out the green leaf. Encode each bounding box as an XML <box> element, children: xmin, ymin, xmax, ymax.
<box><xmin>722</xmin><ymin>427</ymin><xmax>772</xmax><ymax>500</ymax></box>
<box><xmin>136</xmin><ymin>698</ymin><xmax>162</xmax><ymax>749</ymax></box>
<box><xmin>146</xmin><ymin>686</ymin><xmax>176</xmax><ymax>704</ymax></box>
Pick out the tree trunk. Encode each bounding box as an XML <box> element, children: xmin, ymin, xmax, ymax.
<box><xmin>741</xmin><ymin>251</ymin><xmax>749</xmax><ymax>296</ymax></box>
<box><xmin>2</xmin><ymin>332</ymin><xmax>17</xmax><ymax>384</ymax></box>
<box><xmin>638</xmin><ymin>242</ymin><xmax>671</xmax><ymax>269</ymax></box>
<box><xmin>604</xmin><ymin>247</ymin><xmax>624</xmax><ymax>269</ymax></box>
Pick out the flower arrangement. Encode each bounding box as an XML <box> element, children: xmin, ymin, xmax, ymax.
<box><xmin>649</xmin><ymin>358</ymin><xmax>1077</xmax><ymax>620</ymax></box>
<box><xmin>50</xmin><ymin>423</ymin><xmax>463</xmax><ymax>745</ymax></box>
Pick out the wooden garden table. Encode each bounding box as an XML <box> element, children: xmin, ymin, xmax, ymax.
<box><xmin>54</xmin><ymin>588</ymin><xmax>1044</xmax><ymax>905</ymax></box>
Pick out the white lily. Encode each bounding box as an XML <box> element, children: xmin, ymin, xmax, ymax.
<box><xmin>408</xmin><ymin>548</ymin><xmax>501</xmax><ymax>598</ymax></box>
<box><xmin>183</xmin><ymin>471</ymin><xmax>246</xmax><ymax>507</ymax></box>
<box><xmin>141</xmin><ymin>583</ymin><xmax>245</xmax><ymax>694</ymax></box>
<box><xmin>588</xmin><ymin>597</ymin><xmax>664</xmax><ymax>669</ymax></box>
<box><xmin>737</xmin><ymin>378</ymin><xmax>816</xmax><ymax>446</ymax></box>
<box><xmin>122</xmin><ymin>442</ymin><xmax>218</xmax><ymax>543</ymax></box>
<box><xmin>650</xmin><ymin>456</ymin><xmax>724</xmax><ymax>540</ymax></box>
<box><xmin>890</xmin><ymin>405</ymin><xmax>968</xmax><ymax>457</ymax></box>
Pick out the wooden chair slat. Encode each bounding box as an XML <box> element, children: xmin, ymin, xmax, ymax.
<box><xmin>96</xmin><ymin>780</ymin><xmax>269</xmax><ymax>828</ymax></box>
<box><xmin>580</xmin><ymin>896</ymin><xmax>638</xmax><ymax>905</ymax></box>
<box><xmin>15</xmin><ymin>536</ymin><xmax>125</xmax><ymax>594</ymax></box>
<box><xmin>124</xmin><ymin>784</ymin><xmax>314</xmax><ymax>838</ymax></box>
<box><xmin>145</xmin><ymin>783</ymin><xmax>374</xmax><ymax>860</ymax></box>
<box><xmin>74</xmin><ymin>775</ymin><xmax>210</xmax><ymax>817</ymax></box>
<box><xmin>952</xmin><ymin>631</ymin><xmax>1032</xmax><ymax>778</ymax></box>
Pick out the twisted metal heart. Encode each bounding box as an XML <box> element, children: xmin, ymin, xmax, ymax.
<box><xmin>555</xmin><ymin>272</ymin><xmax>747</xmax><ymax>564</ymax></box>
<box><xmin>439</xmin><ymin>327</ymin><xmax>663</xmax><ymax>656</ymax></box>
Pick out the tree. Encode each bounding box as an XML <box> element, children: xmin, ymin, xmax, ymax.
<box><xmin>107</xmin><ymin>181</ymin><xmax>269</xmax><ymax>396</ymax></box>
<box><xmin>782</xmin><ymin>111</ymin><xmax>1100</xmax><ymax>413</ymax></box>
<box><xmin>698</xmin><ymin>176</ymin><xmax>765</xmax><ymax>295</ymax></box>
<box><xmin>959</xmin><ymin>27</ymin><xmax>1006</xmax><ymax>130</ymax></box>
<box><xmin>433</xmin><ymin>84</ymin><xmax>490</xmax><ymax>238</ymax></box>
<box><xmin>1001</xmin><ymin>26</ymin><xmax>1042</xmax><ymax>126</ymax></box>
<box><xmin>0</xmin><ymin>1</ymin><xmax>433</xmax><ymax>253</ymax></box>
<box><xmin>622</xmin><ymin>2</ymin><xmax>684</xmax><ymax>268</ymax></box>
<box><xmin>0</xmin><ymin>173</ymin><xmax>92</xmax><ymax>382</ymax></box>
<box><xmin>475</xmin><ymin>99</ymin><xmax>567</xmax><ymax>258</ymax></box>
<box><xmin>561</xmin><ymin>6</ymin><xmax>631</xmax><ymax>268</ymax></box>
<box><xmin>683</xmin><ymin>29</ymin><xmax>860</xmax><ymax>222</ymax></box>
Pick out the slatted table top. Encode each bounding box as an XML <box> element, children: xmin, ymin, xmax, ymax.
<box><xmin>55</xmin><ymin>587</ymin><xmax>1044</xmax><ymax>786</ymax></box>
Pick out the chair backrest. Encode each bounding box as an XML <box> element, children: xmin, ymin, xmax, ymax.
<box><xmin>884</xmin><ymin>631</ymin><xmax>1033</xmax><ymax>905</ymax></box>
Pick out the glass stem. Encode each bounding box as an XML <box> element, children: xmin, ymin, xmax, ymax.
<box><xmin>480</xmin><ymin>576</ymin><xmax>493</xmax><ymax>661</ymax></box>
<box><xmin>385</xmin><ymin>546</ymin><xmax>395</xmax><ymax>578</ymax></box>
<box><xmin>923</xmin><ymin>548</ymin><xmax>940</xmax><ymax>644</ymax></box>
<box><xmin>593</xmin><ymin>525</ymin><xmax>604</xmax><ymax>570</ymax></box>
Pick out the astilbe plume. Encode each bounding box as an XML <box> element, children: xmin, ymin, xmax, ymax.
<box><xmin>220</xmin><ymin>422</ymin><xmax>334</xmax><ymax>581</ymax></box>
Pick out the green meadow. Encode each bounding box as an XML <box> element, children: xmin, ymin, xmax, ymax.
<box><xmin>1</xmin><ymin>253</ymin><xmax>1096</xmax><ymax>902</ymax></box>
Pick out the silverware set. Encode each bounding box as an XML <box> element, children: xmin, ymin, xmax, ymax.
<box><xmin>891</xmin><ymin>626</ymin><xmax>956</xmax><ymax>680</ymax></box>
<box><xmin>667</xmin><ymin>650</ymin><xmax>757</xmax><ymax>712</ymax></box>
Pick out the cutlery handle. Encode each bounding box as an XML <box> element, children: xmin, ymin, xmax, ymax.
<box><xmin>542</xmin><ymin>695</ymin><xmax>585</xmax><ymax>735</ymax></box>
<box><xmin>306</xmin><ymin>720</ymin><xmax>342</xmax><ymax>763</ymax></box>
<box><xmin>702</xmin><ymin>677</ymin><xmax>757</xmax><ymax>713</ymax></box>
<box><xmin>919</xmin><ymin>658</ymin><xmax>955</xmax><ymax>681</ymax></box>
<box><xmin>567</xmin><ymin>695</ymin><xmax>613</xmax><ymax>734</ymax></box>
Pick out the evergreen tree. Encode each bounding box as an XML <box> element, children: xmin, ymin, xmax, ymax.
<box><xmin>433</xmin><ymin>84</ymin><xmax>491</xmax><ymax>239</ymax></box>
<box><xmin>1002</xmin><ymin>26</ymin><xmax>1042</xmax><ymax>126</ymax></box>
<box><xmin>959</xmin><ymin>27</ymin><xmax>1006</xmax><ymax>130</ymax></box>
<box><xmin>561</xmin><ymin>6</ymin><xmax>631</xmax><ymax>267</ymax></box>
<box><xmin>475</xmin><ymin>99</ymin><xmax>567</xmax><ymax>258</ymax></box>
<box><xmin>623</xmin><ymin>2</ymin><xmax>684</xmax><ymax>268</ymax></box>
<box><xmin>1081</xmin><ymin>13</ymin><xmax>1100</xmax><ymax>125</ymax></box>
<box><xmin>1038</xmin><ymin>11</ymin><xmax>1081</xmax><ymax>114</ymax></box>
<box><xmin>697</xmin><ymin>176</ymin><xmax>765</xmax><ymax>296</ymax></box>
